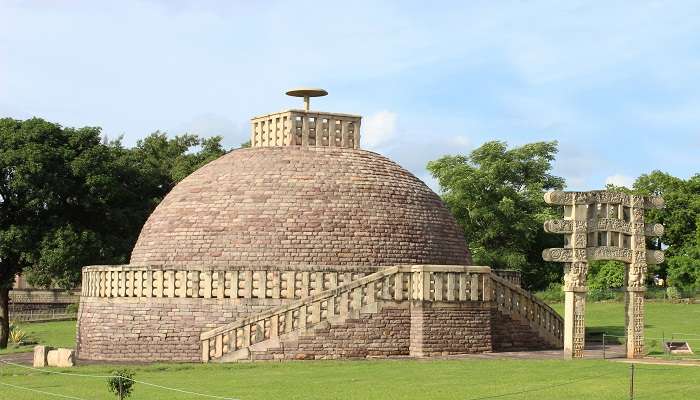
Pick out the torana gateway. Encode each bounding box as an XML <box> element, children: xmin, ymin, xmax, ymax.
<box><xmin>77</xmin><ymin>90</ymin><xmax>564</xmax><ymax>362</ymax></box>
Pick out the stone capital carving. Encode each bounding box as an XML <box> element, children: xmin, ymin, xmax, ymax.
<box><xmin>627</xmin><ymin>263</ymin><xmax>648</xmax><ymax>288</ymax></box>
<box><xmin>563</xmin><ymin>263</ymin><xmax>588</xmax><ymax>291</ymax></box>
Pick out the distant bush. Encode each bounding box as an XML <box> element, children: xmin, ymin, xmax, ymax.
<box><xmin>535</xmin><ymin>283</ymin><xmax>565</xmax><ymax>303</ymax></box>
<box><xmin>666</xmin><ymin>286</ymin><xmax>681</xmax><ymax>302</ymax></box>
<box><xmin>588</xmin><ymin>261</ymin><xmax>625</xmax><ymax>290</ymax></box>
<box><xmin>66</xmin><ymin>303</ymin><xmax>79</xmax><ymax>314</ymax></box>
<box><xmin>587</xmin><ymin>287</ymin><xmax>618</xmax><ymax>302</ymax></box>
<box><xmin>645</xmin><ymin>288</ymin><xmax>667</xmax><ymax>300</ymax></box>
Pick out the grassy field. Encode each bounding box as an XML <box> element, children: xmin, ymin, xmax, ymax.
<box><xmin>1</xmin><ymin>303</ymin><xmax>698</xmax><ymax>399</ymax></box>
<box><xmin>0</xmin><ymin>320</ymin><xmax>77</xmax><ymax>355</ymax></box>
<box><xmin>1</xmin><ymin>358</ymin><xmax>698</xmax><ymax>400</ymax></box>
<box><xmin>551</xmin><ymin>301</ymin><xmax>700</xmax><ymax>357</ymax></box>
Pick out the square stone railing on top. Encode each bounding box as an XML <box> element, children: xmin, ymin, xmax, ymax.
<box><xmin>250</xmin><ymin>110</ymin><xmax>361</xmax><ymax>149</ymax></box>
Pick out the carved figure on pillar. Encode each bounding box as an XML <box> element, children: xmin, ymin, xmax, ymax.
<box><xmin>543</xmin><ymin>190</ymin><xmax>664</xmax><ymax>359</ymax></box>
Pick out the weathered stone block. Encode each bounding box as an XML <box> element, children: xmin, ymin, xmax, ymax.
<box><xmin>46</xmin><ymin>348</ymin><xmax>75</xmax><ymax>367</ymax></box>
<box><xmin>33</xmin><ymin>345</ymin><xmax>51</xmax><ymax>367</ymax></box>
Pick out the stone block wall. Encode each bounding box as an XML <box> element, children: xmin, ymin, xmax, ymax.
<box><xmin>409</xmin><ymin>301</ymin><xmax>492</xmax><ymax>356</ymax></box>
<box><xmin>250</xmin><ymin>302</ymin><xmax>497</xmax><ymax>361</ymax></box>
<box><xmin>10</xmin><ymin>289</ymin><xmax>79</xmax><ymax>313</ymax></box>
<box><xmin>76</xmin><ymin>296</ymin><xmax>287</xmax><ymax>362</ymax></box>
<box><xmin>77</xmin><ymin>297</ymin><xmax>554</xmax><ymax>362</ymax></box>
<box><xmin>257</xmin><ymin>304</ymin><xmax>412</xmax><ymax>360</ymax></box>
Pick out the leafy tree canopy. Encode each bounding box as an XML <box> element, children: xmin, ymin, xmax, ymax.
<box><xmin>427</xmin><ymin>140</ymin><xmax>565</xmax><ymax>289</ymax></box>
<box><xmin>0</xmin><ymin>117</ymin><xmax>228</xmax><ymax>348</ymax></box>
<box><xmin>634</xmin><ymin>171</ymin><xmax>700</xmax><ymax>294</ymax></box>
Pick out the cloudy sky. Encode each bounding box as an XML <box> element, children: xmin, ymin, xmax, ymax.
<box><xmin>1</xmin><ymin>1</ymin><xmax>699</xmax><ymax>190</ymax></box>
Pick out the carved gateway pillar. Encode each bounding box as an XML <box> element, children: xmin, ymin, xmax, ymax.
<box><xmin>542</xmin><ymin>191</ymin><xmax>664</xmax><ymax>359</ymax></box>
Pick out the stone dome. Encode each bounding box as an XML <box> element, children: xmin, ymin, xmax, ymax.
<box><xmin>130</xmin><ymin>146</ymin><xmax>471</xmax><ymax>268</ymax></box>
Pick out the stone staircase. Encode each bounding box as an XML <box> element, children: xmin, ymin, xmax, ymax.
<box><xmin>200</xmin><ymin>266</ymin><xmax>563</xmax><ymax>362</ymax></box>
<box><xmin>490</xmin><ymin>274</ymin><xmax>564</xmax><ymax>350</ymax></box>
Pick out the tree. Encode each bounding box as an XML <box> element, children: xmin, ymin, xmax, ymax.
<box><xmin>107</xmin><ymin>369</ymin><xmax>135</xmax><ymax>399</ymax></box>
<box><xmin>131</xmin><ymin>132</ymin><xmax>227</xmax><ymax>194</ymax></box>
<box><xmin>427</xmin><ymin>141</ymin><xmax>565</xmax><ymax>290</ymax></box>
<box><xmin>0</xmin><ymin>118</ymin><xmax>97</xmax><ymax>347</ymax></box>
<box><xmin>634</xmin><ymin>171</ymin><xmax>700</xmax><ymax>294</ymax></box>
<box><xmin>0</xmin><ymin>118</ymin><xmax>229</xmax><ymax>348</ymax></box>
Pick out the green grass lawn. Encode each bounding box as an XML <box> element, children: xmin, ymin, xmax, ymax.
<box><xmin>0</xmin><ymin>358</ymin><xmax>698</xmax><ymax>400</ymax></box>
<box><xmin>0</xmin><ymin>320</ymin><xmax>77</xmax><ymax>355</ymax></box>
<box><xmin>550</xmin><ymin>301</ymin><xmax>700</xmax><ymax>357</ymax></box>
<box><xmin>1</xmin><ymin>304</ymin><xmax>699</xmax><ymax>399</ymax></box>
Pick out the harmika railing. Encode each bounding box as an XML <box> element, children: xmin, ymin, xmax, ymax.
<box><xmin>200</xmin><ymin>265</ymin><xmax>493</xmax><ymax>362</ymax></box>
<box><xmin>490</xmin><ymin>274</ymin><xmax>564</xmax><ymax>347</ymax></box>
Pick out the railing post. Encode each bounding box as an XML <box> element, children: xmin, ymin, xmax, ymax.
<box><xmin>215</xmin><ymin>334</ymin><xmax>223</xmax><ymax>358</ymax></box>
<box><xmin>394</xmin><ymin>272</ymin><xmax>403</xmax><ymax>301</ymax></box>
<box><xmin>366</xmin><ymin>282</ymin><xmax>376</xmax><ymax>304</ymax></box>
<box><xmin>339</xmin><ymin>292</ymin><xmax>349</xmax><ymax>318</ymax></box>
<box><xmin>352</xmin><ymin>287</ymin><xmax>362</xmax><ymax>312</ymax></box>
<box><xmin>270</xmin><ymin>314</ymin><xmax>279</xmax><ymax>339</ymax></box>
<box><xmin>470</xmin><ymin>274</ymin><xmax>480</xmax><ymax>301</ymax></box>
<box><xmin>202</xmin><ymin>339</ymin><xmax>210</xmax><ymax>362</ymax></box>
<box><xmin>482</xmin><ymin>274</ymin><xmax>491</xmax><ymax>301</ymax></box>
<box><xmin>299</xmin><ymin>306</ymin><xmax>307</xmax><ymax>331</ymax></box>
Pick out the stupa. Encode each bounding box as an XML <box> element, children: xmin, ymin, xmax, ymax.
<box><xmin>76</xmin><ymin>90</ymin><xmax>562</xmax><ymax>362</ymax></box>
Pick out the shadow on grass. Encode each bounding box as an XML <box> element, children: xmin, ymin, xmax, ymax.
<box><xmin>585</xmin><ymin>325</ymin><xmax>657</xmax><ymax>344</ymax></box>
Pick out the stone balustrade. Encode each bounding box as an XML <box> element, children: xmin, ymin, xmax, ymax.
<box><xmin>81</xmin><ymin>265</ymin><xmax>377</xmax><ymax>300</ymax></box>
<box><xmin>251</xmin><ymin>110</ymin><xmax>361</xmax><ymax>149</ymax></box>
<box><xmin>80</xmin><ymin>264</ymin><xmax>563</xmax><ymax>362</ymax></box>
<box><xmin>200</xmin><ymin>265</ymin><xmax>492</xmax><ymax>362</ymax></box>
<box><xmin>492</xmin><ymin>269</ymin><xmax>522</xmax><ymax>287</ymax></box>
<box><xmin>490</xmin><ymin>274</ymin><xmax>564</xmax><ymax>347</ymax></box>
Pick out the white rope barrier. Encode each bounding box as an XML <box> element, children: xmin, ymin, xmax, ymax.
<box><xmin>0</xmin><ymin>361</ymin><xmax>239</xmax><ymax>400</ymax></box>
<box><xmin>0</xmin><ymin>381</ymin><xmax>91</xmax><ymax>400</ymax></box>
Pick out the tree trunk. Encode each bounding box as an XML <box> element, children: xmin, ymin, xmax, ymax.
<box><xmin>0</xmin><ymin>286</ymin><xmax>9</xmax><ymax>349</ymax></box>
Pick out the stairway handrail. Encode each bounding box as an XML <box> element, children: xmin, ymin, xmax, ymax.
<box><xmin>490</xmin><ymin>273</ymin><xmax>564</xmax><ymax>345</ymax></box>
<box><xmin>202</xmin><ymin>265</ymin><xmax>491</xmax><ymax>341</ymax></box>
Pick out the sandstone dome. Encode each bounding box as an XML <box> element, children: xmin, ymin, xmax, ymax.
<box><xmin>130</xmin><ymin>146</ymin><xmax>471</xmax><ymax>268</ymax></box>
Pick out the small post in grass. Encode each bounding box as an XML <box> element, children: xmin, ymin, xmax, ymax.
<box><xmin>628</xmin><ymin>364</ymin><xmax>635</xmax><ymax>400</ymax></box>
<box><xmin>602</xmin><ymin>333</ymin><xmax>606</xmax><ymax>359</ymax></box>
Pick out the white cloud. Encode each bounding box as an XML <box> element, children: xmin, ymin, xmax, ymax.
<box><xmin>449</xmin><ymin>135</ymin><xmax>471</xmax><ymax>148</ymax></box>
<box><xmin>362</xmin><ymin>111</ymin><xmax>397</xmax><ymax>149</ymax></box>
<box><xmin>605</xmin><ymin>174</ymin><xmax>635</xmax><ymax>188</ymax></box>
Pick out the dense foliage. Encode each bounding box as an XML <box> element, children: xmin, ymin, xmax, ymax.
<box><xmin>634</xmin><ymin>172</ymin><xmax>700</xmax><ymax>296</ymax></box>
<box><xmin>0</xmin><ymin>117</ymin><xmax>227</xmax><ymax>348</ymax></box>
<box><xmin>429</xmin><ymin>141</ymin><xmax>699</xmax><ymax>295</ymax></box>
<box><xmin>427</xmin><ymin>141</ymin><xmax>565</xmax><ymax>290</ymax></box>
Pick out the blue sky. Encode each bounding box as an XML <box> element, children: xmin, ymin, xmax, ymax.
<box><xmin>1</xmin><ymin>1</ymin><xmax>699</xmax><ymax>191</ymax></box>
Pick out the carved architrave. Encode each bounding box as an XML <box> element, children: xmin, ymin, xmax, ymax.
<box><xmin>546</xmin><ymin>219</ymin><xmax>663</xmax><ymax>237</ymax></box>
<box><xmin>544</xmin><ymin>190</ymin><xmax>664</xmax><ymax>209</ymax></box>
<box><xmin>543</xmin><ymin>219</ymin><xmax>573</xmax><ymax>234</ymax></box>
